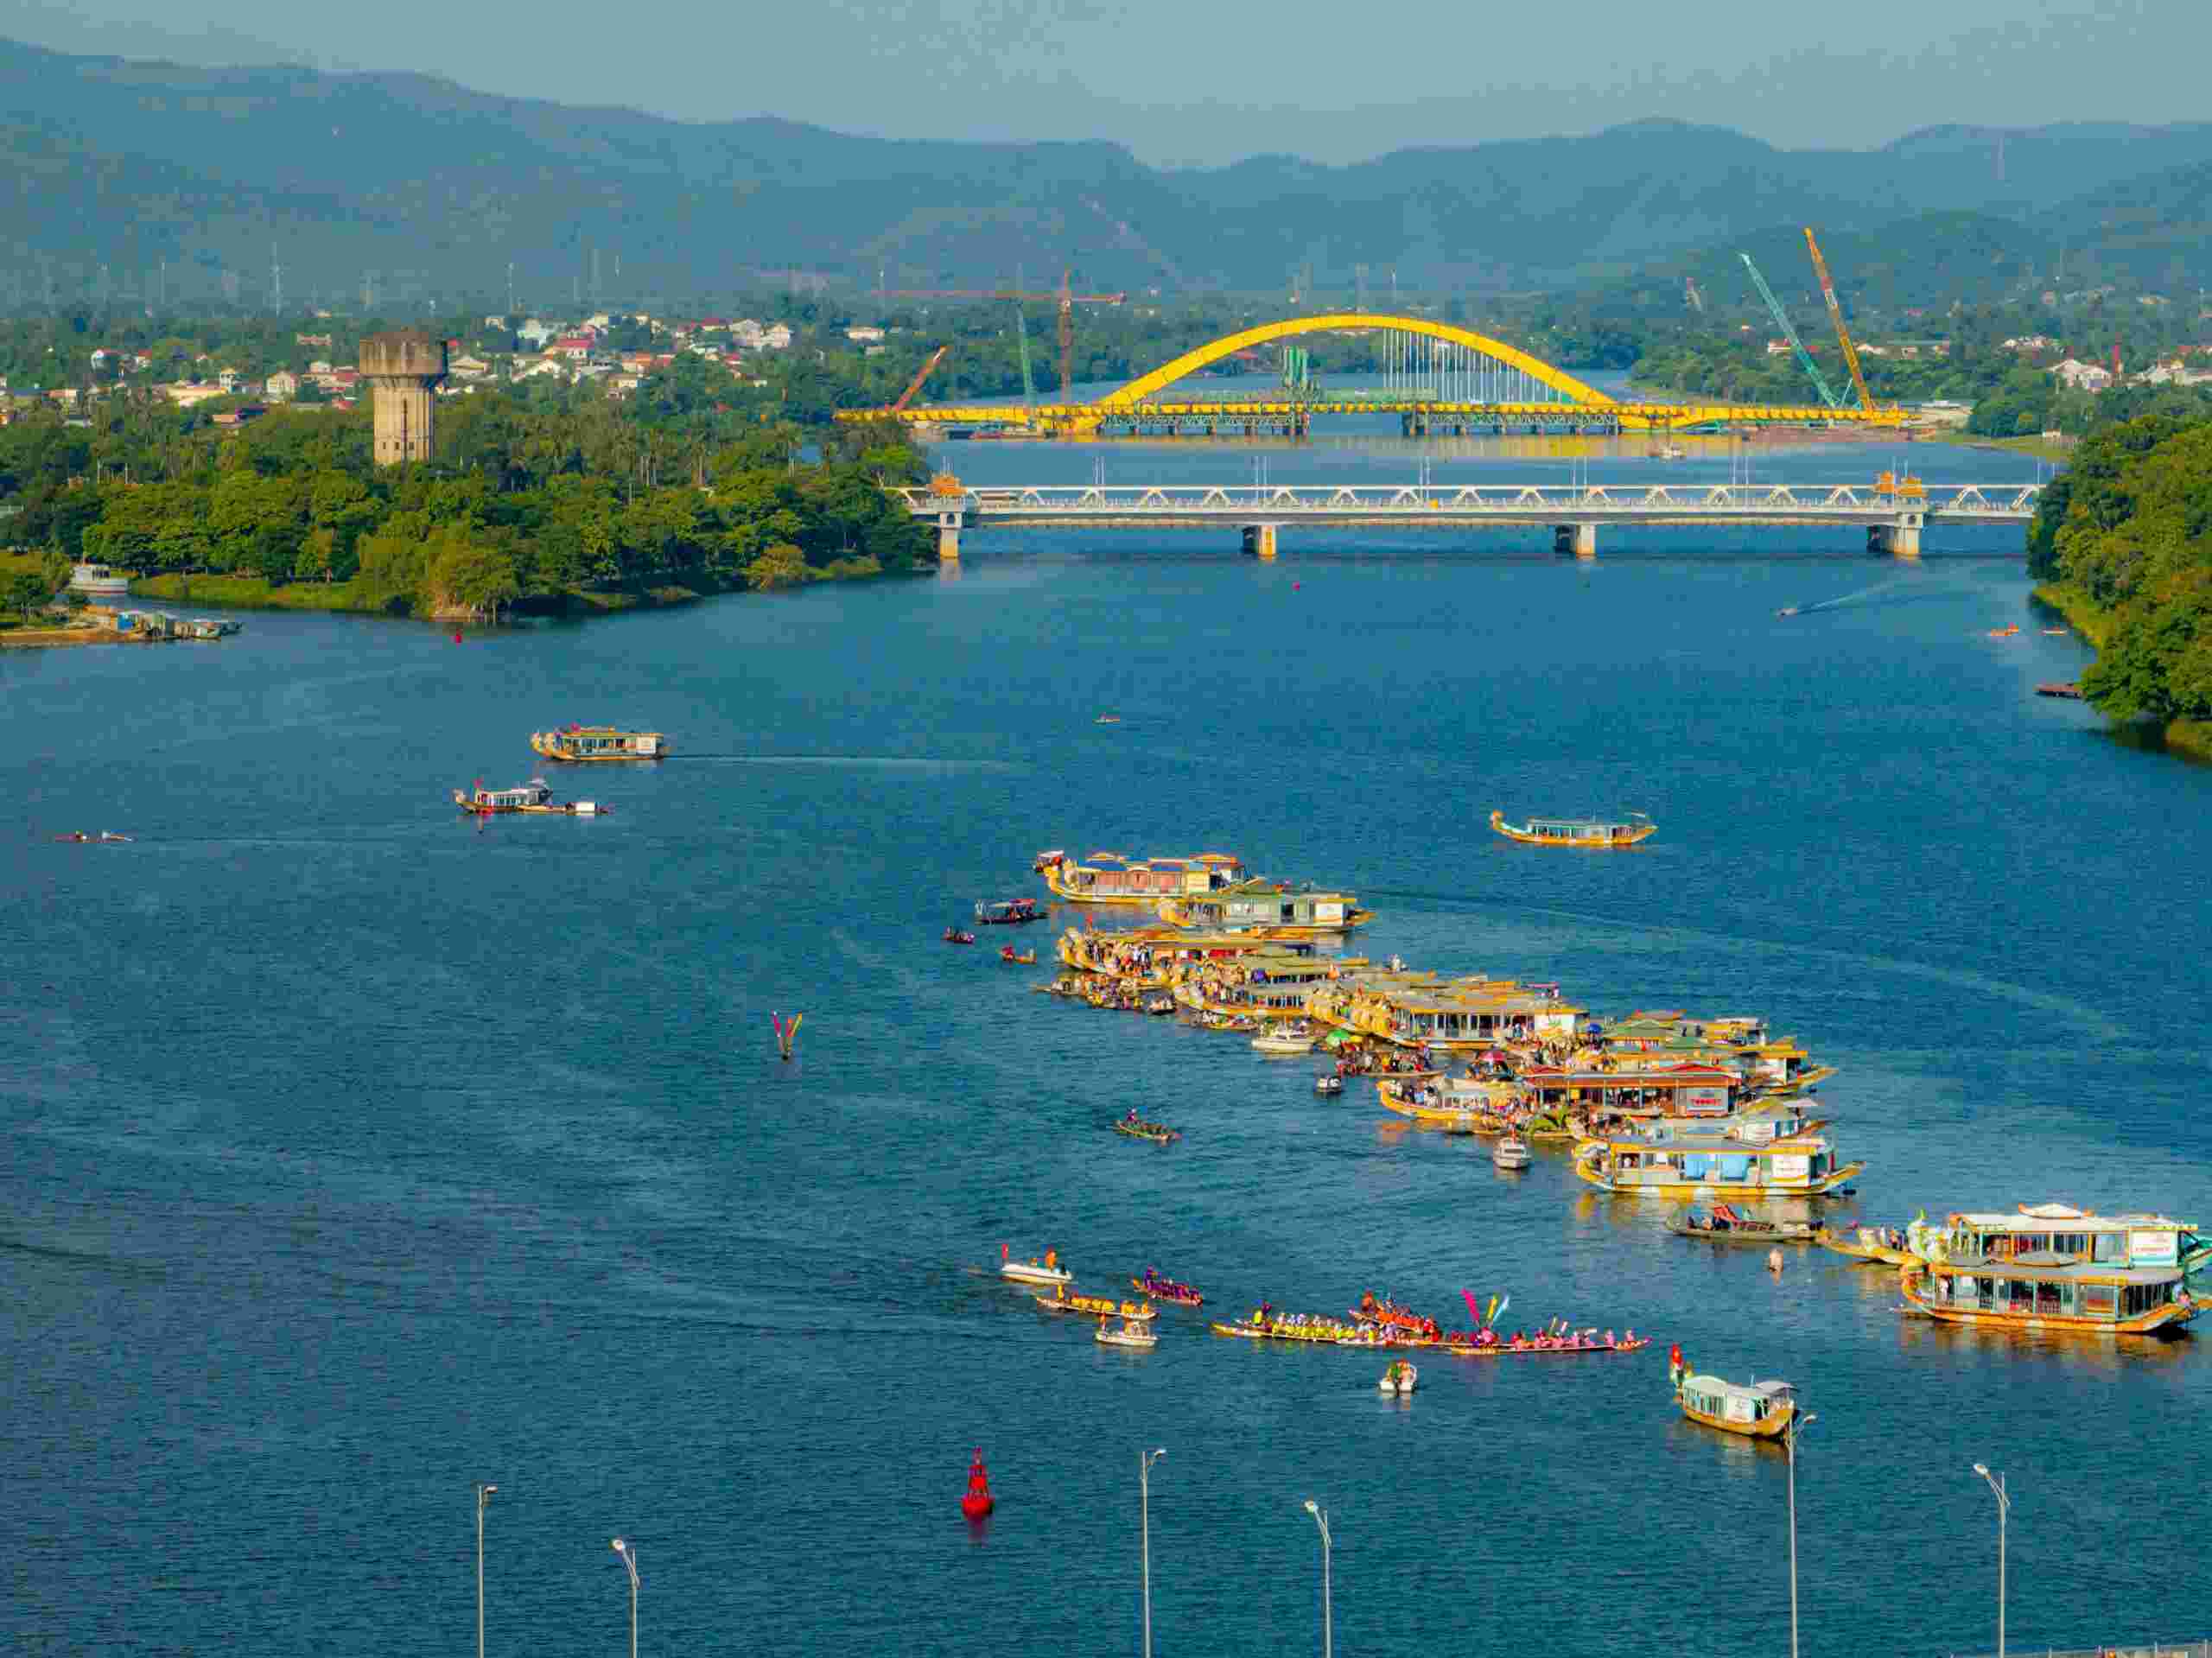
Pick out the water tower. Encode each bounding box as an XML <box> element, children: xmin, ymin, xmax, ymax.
<box><xmin>359</xmin><ymin>329</ymin><xmax>448</xmax><ymax>465</ymax></box>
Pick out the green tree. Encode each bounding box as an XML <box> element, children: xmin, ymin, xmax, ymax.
<box><xmin>744</xmin><ymin>542</ymin><xmax>808</xmax><ymax>590</ymax></box>
<box><xmin>2</xmin><ymin>570</ymin><xmax>48</xmax><ymax>619</ymax></box>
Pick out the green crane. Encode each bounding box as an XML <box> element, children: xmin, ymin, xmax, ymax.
<box><xmin>1739</xmin><ymin>252</ymin><xmax>1841</xmax><ymax>410</ymax></box>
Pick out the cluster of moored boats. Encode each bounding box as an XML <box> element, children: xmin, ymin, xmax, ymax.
<box><xmin>454</xmin><ymin>727</ymin><xmax>669</xmax><ymax>816</ymax></box>
<box><xmin>1022</xmin><ymin>839</ymin><xmax>2209</xmax><ymax>1350</ymax></box>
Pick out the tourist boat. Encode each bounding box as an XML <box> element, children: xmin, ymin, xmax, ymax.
<box><xmin>1038</xmin><ymin>850</ymin><xmax>1243</xmax><ymax>905</ymax></box>
<box><xmin>1133</xmin><ymin>1271</ymin><xmax>1203</xmax><ymax>1306</ymax></box>
<box><xmin>1309</xmin><ymin>974</ymin><xmax>1584</xmax><ymax>1051</ymax></box>
<box><xmin>1156</xmin><ymin>880</ymin><xmax>1373</xmax><ymax>936</ymax></box>
<box><xmin>1114</xmin><ymin>1115</ymin><xmax>1179</xmax><ymax>1145</ymax></box>
<box><xmin>1252</xmin><ymin>1023</ymin><xmax>1318</xmax><ymax>1055</ymax></box>
<box><xmin>1670</xmin><ymin>1205</ymin><xmax>1816</xmax><ymax>1245</ymax></box>
<box><xmin>1035</xmin><ymin>1287</ymin><xmax>1156</xmax><ymax>1321</ymax></box>
<box><xmin>1815</xmin><ymin>1224</ymin><xmax>1914</xmax><ymax>1267</ymax></box>
<box><xmin>1573</xmin><ymin>1130</ymin><xmax>1862</xmax><ymax>1198</ymax></box>
<box><xmin>1314</xmin><ymin>1075</ymin><xmax>1343</xmax><ymax>1096</ymax></box>
<box><xmin>1899</xmin><ymin>1261</ymin><xmax>2198</xmax><ymax>1337</ymax></box>
<box><xmin>976</xmin><ymin>899</ymin><xmax>1046</xmax><ymax>925</ymax></box>
<box><xmin>1096</xmin><ymin>1317</ymin><xmax>1157</xmax><ymax>1349</ymax></box>
<box><xmin>1677</xmin><ymin>1374</ymin><xmax>1797</xmax><ymax>1439</ymax></box>
<box><xmin>1490</xmin><ymin>810</ymin><xmax>1656</xmax><ymax>848</ymax></box>
<box><xmin>529</xmin><ymin>725</ymin><xmax>669</xmax><ymax>761</ymax></box>
<box><xmin>1000</xmin><ymin>1253</ymin><xmax>1071</xmax><ymax>1286</ymax></box>
<box><xmin>1376</xmin><ymin>1078</ymin><xmax>1509</xmax><ymax>1134</ymax></box>
<box><xmin>1905</xmin><ymin>1204</ymin><xmax>2209</xmax><ymax>1278</ymax></box>
<box><xmin>1492</xmin><ymin>1135</ymin><xmax>1532</xmax><ymax>1171</ymax></box>
<box><xmin>454</xmin><ymin>779</ymin><xmax>604</xmax><ymax>816</ymax></box>
<box><xmin>1377</xmin><ymin>1359</ymin><xmax>1419</xmax><ymax>1395</ymax></box>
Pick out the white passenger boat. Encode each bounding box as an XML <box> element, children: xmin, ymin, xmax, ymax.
<box><xmin>1492</xmin><ymin>1135</ymin><xmax>1532</xmax><ymax>1171</ymax></box>
<box><xmin>1252</xmin><ymin>1023</ymin><xmax>1318</xmax><ymax>1055</ymax></box>
<box><xmin>1095</xmin><ymin>1318</ymin><xmax>1159</xmax><ymax>1350</ymax></box>
<box><xmin>1000</xmin><ymin>1253</ymin><xmax>1072</xmax><ymax>1286</ymax></box>
<box><xmin>1377</xmin><ymin>1359</ymin><xmax>1419</xmax><ymax>1395</ymax></box>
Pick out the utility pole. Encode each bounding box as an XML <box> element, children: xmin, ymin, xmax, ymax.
<box><xmin>270</xmin><ymin>243</ymin><xmax>282</xmax><ymax>314</ymax></box>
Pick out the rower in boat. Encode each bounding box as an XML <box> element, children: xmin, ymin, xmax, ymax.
<box><xmin>943</xmin><ymin>927</ymin><xmax>976</xmax><ymax>944</ymax></box>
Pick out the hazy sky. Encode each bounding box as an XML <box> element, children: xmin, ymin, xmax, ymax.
<box><xmin>0</xmin><ymin>0</ymin><xmax>2198</xmax><ymax>165</ymax></box>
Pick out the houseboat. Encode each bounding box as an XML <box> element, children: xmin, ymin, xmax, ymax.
<box><xmin>1676</xmin><ymin>1374</ymin><xmax>1797</xmax><ymax>1439</ymax></box>
<box><xmin>67</xmin><ymin>562</ymin><xmax>130</xmax><ymax>605</ymax></box>
<box><xmin>1905</xmin><ymin>1204</ymin><xmax>2209</xmax><ymax>1277</ymax></box>
<box><xmin>1037</xmin><ymin>851</ymin><xmax>1243</xmax><ymax>905</ymax></box>
<box><xmin>1899</xmin><ymin>1260</ymin><xmax>2197</xmax><ymax>1337</ymax></box>
<box><xmin>1306</xmin><ymin>975</ymin><xmax>1584</xmax><ymax>1051</ymax></box>
<box><xmin>1572</xmin><ymin>1130</ymin><xmax>1862</xmax><ymax>1198</ymax></box>
<box><xmin>1172</xmin><ymin>948</ymin><xmax>1366</xmax><ymax>1021</ymax></box>
<box><xmin>454</xmin><ymin>779</ymin><xmax>605</xmax><ymax>816</ymax></box>
<box><xmin>1516</xmin><ymin>1061</ymin><xmax>1742</xmax><ymax>1122</ymax></box>
<box><xmin>1491</xmin><ymin>810</ymin><xmax>1656</xmax><ymax>848</ymax></box>
<box><xmin>1155</xmin><ymin>880</ymin><xmax>1372</xmax><ymax>935</ymax></box>
<box><xmin>530</xmin><ymin>726</ymin><xmax>669</xmax><ymax>761</ymax></box>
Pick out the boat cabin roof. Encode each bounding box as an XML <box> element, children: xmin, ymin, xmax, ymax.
<box><xmin>1585</xmin><ymin>1133</ymin><xmax>1827</xmax><ymax>1153</ymax></box>
<box><xmin>1682</xmin><ymin>1375</ymin><xmax>1795</xmax><ymax>1402</ymax></box>
<box><xmin>563</xmin><ymin>725</ymin><xmax>660</xmax><ymax>738</ymax></box>
<box><xmin>1525</xmin><ymin>815</ymin><xmax>1646</xmax><ymax>830</ymax></box>
<box><xmin>1948</xmin><ymin>1210</ymin><xmax>2191</xmax><ymax>1231</ymax></box>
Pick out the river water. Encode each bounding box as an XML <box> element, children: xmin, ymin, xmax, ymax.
<box><xmin>3</xmin><ymin>427</ymin><xmax>2205</xmax><ymax>1658</ymax></box>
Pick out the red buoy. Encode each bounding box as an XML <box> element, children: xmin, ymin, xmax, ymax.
<box><xmin>960</xmin><ymin>1447</ymin><xmax>995</xmax><ymax>1521</ymax></box>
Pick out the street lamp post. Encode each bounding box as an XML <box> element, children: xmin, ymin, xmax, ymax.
<box><xmin>1783</xmin><ymin>1413</ymin><xmax>1819</xmax><ymax>1658</ymax></box>
<box><xmin>1973</xmin><ymin>1464</ymin><xmax>2012</xmax><ymax>1658</ymax></box>
<box><xmin>474</xmin><ymin>1483</ymin><xmax>498</xmax><ymax>1658</ymax></box>
<box><xmin>609</xmin><ymin>1537</ymin><xmax>639</xmax><ymax>1658</ymax></box>
<box><xmin>1301</xmin><ymin>1500</ymin><xmax>1332</xmax><ymax>1658</ymax></box>
<box><xmin>1140</xmin><ymin>1449</ymin><xmax>1167</xmax><ymax>1658</ymax></box>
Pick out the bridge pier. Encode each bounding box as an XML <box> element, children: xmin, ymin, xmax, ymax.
<box><xmin>936</xmin><ymin>508</ymin><xmax>963</xmax><ymax>562</ymax></box>
<box><xmin>1554</xmin><ymin>524</ymin><xmax>1597</xmax><ymax>560</ymax></box>
<box><xmin>1242</xmin><ymin>523</ymin><xmax>1280</xmax><ymax>561</ymax></box>
<box><xmin>1868</xmin><ymin>516</ymin><xmax>1923</xmax><ymax>558</ymax></box>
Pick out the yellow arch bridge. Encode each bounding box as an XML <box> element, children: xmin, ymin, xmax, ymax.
<box><xmin>837</xmin><ymin>314</ymin><xmax>1904</xmax><ymax>436</ymax></box>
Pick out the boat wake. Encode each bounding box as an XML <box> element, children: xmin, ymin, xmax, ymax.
<box><xmin>1785</xmin><ymin>575</ymin><xmax>1928</xmax><ymax>617</ymax></box>
<box><xmin>671</xmin><ymin>753</ymin><xmax>1020</xmax><ymax>772</ymax></box>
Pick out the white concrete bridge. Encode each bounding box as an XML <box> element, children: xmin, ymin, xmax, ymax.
<box><xmin>897</xmin><ymin>480</ymin><xmax>2044</xmax><ymax>560</ymax></box>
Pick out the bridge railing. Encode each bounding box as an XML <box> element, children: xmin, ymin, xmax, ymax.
<box><xmin>896</xmin><ymin>483</ymin><xmax>2043</xmax><ymax>518</ymax></box>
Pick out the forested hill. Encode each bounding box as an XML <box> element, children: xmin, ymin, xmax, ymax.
<box><xmin>6</xmin><ymin>37</ymin><xmax>2212</xmax><ymax>303</ymax></box>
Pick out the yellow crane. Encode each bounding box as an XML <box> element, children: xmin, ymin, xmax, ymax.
<box><xmin>1802</xmin><ymin>228</ymin><xmax>1876</xmax><ymax>412</ymax></box>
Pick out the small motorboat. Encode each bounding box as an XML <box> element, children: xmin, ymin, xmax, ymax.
<box><xmin>976</xmin><ymin>899</ymin><xmax>1045</xmax><ymax>926</ymax></box>
<box><xmin>455</xmin><ymin>780</ymin><xmax>604</xmax><ymax>816</ymax></box>
<box><xmin>1314</xmin><ymin>1074</ymin><xmax>1344</xmax><ymax>1096</ymax></box>
<box><xmin>943</xmin><ymin>928</ymin><xmax>977</xmax><ymax>944</ymax></box>
<box><xmin>53</xmin><ymin>831</ymin><xmax>132</xmax><ymax>843</ymax></box>
<box><xmin>1115</xmin><ymin>1114</ymin><xmax>1179</xmax><ymax>1145</ymax></box>
<box><xmin>2042</xmin><ymin>627</ymin><xmax>2069</xmax><ymax>636</ymax></box>
<box><xmin>1096</xmin><ymin>1317</ymin><xmax>1158</xmax><ymax>1350</ymax></box>
<box><xmin>1492</xmin><ymin>1135</ymin><xmax>1532</xmax><ymax>1171</ymax></box>
<box><xmin>998</xmin><ymin>944</ymin><xmax>1038</xmax><ymax>964</ymax></box>
<box><xmin>1252</xmin><ymin>1022</ymin><xmax>1317</xmax><ymax>1055</ymax></box>
<box><xmin>1143</xmin><ymin>995</ymin><xmax>1175</xmax><ymax>1016</ymax></box>
<box><xmin>1776</xmin><ymin>606</ymin><xmax>1799</xmax><ymax>619</ymax></box>
<box><xmin>1000</xmin><ymin>1249</ymin><xmax>1071</xmax><ymax>1286</ymax></box>
<box><xmin>1095</xmin><ymin>714</ymin><xmax>1121</xmax><ymax>725</ymax></box>
<box><xmin>1669</xmin><ymin>1204</ymin><xmax>1815</xmax><ymax>1244</ymax></box>
<box><xmin>1377</xmin><ymin>1359</ymin><xmax>1419</xmax><ymax>1395</ymax></box>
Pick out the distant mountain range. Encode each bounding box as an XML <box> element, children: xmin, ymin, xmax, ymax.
<box><xmin>1</xmin><ymin>36</ymin><xmax>2209</xmax><ymax>308</ymax></box>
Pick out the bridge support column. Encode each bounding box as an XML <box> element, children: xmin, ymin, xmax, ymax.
<box><xmin>1554</xmin><ymin>524</ymin><xmax>1597</xmax><ymax>560</ymax></box>
<box><xmin>1242</xmin><ymin>523</ymin><xmax>1280</xmax><ymax>561</ymax></box>
<box><xmin>1868</xmin><ymin>516</ymin><xmax>1923</xmax><ymax>558</ymax></box>
<box><xmin>936</xmin><ymin>509</ymin><xmax>963</xmax><ymax>562</ymax></box>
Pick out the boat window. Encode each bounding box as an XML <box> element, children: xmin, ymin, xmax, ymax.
<box><xmin>2052</xmin><ymin>1233</ymin><xmax>2088</xmax><ymax>1260</ymax></box>
<box><xmin>2092</xmin><ymin>1233</ymin><xmax>2126</xmax><ymax>1264</ymax></box>
<box><xmin>2081</xmin><ymin>1283</ymin><xmax>2118</xmax><ymax>1319</ymax></box>
<box><xmin>1976</xmin><ymin>1275</ymin><xmax>1997</xmax><ymax>1310</ymax></box>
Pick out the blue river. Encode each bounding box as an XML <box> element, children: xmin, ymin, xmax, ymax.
<box><xmin>3</xmin><ymin>426</ymin><xmax>2205</xmax><ymax>1658</ymax></box>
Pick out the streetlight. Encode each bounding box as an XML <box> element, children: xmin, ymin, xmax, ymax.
<box><xmin>474</xmin><ymin>1483</ymin><xmax>498</xmax><ymax>1658</ymax></box>
<box><xmin>609</xmin><ymin>1537</ymin><xmax>639</xmax><ymax>1658</ymax></box>
<box><xmin>1782</xmin><ymin>1413</ymin><xmax>1818</xmax><ymax>1658</ymax></box>
<box><xmin>1301</xmin><ymin>1500</ymin><xmax>1332</xmax><ymax>1658</ymax></box>
<box><xmin>1139</xmin><ymin>1449</ymin><xmax>1167</xmax><ymax>1658</ymax></box>
<box><xmin>1973</xmin><ymin>1464</ymin><xmax>2012</xmax><ymax>1658</ymax></box>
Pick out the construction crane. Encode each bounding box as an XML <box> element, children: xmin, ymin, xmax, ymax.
<box><xmin>1014</xmin><ymin>302</ymin><xmax>1037</xmax><ymax>410</ymax></box>
<box><xmin>1802</xmin><ymin>228</ymin><xmax>1875</xmax><ymax>412</ymax></box>
<box><xmin>885</xmin><ymin>272</ymin><xmax>1127</xmax><ymax>399</ymax></box>
<box><xmin>1740</xmin><ymin>252</ymin><xmax>1841</xmax><ymax>410</ymax></box>
<box><xmin>890</xmin><ymin>345</ymin><xmax>949</xmax><ymax>413</ymax></box>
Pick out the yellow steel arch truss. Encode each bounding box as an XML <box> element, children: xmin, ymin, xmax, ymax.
<box><xmin>1099</xmin><ymin>313</ymin><xmax>1617</xmax><ymax>410</ymax></box>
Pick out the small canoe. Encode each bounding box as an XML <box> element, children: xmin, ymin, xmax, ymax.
<box><xmin>1669</xmin><ymin>1217</ymin><xmax>1816</xmax><ymax>1245</ymax></box>
<box><xmin>1114</xmin><ymin>1120</ymin><xmax>1179</xmax><ymax>1145</ymax></box>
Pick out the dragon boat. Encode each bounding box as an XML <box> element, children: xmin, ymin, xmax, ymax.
<box><xmin>1440</xmin><ymin>1335</ymin><xmax>1651</xmax><ymax>1357</ymax></box>
<box><xmin>1035</xmin><ymin>1288</ymin><xmax>1156</xmax><ymax>1321</ymax></box>
<box><xmin>1114</xmin><ymin>1115</ymin><xmax>1179</xmax><ymax>1145</ymax></box>
<box><xmin>1133</xmin><ymin>1272</ymin><xmax>1203</xmax><ymax>1306</ymax></box>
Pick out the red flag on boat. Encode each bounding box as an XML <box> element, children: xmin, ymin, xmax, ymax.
<box><xmin>1461</xmin><ymin>1289</ymin><xmax>1484</xmax><ymax>1328</ymax></box>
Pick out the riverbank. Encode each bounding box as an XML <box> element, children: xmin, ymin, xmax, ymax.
<box><xmin>127</xmin><ymin>556</ymin><xmax>902</xmax><ymax>621</ymax></box>
<box><xmin>2031</xmin><ymin>581</ymin><xmax>2212</xmax><ymax>761</ymax></box>
<box><xmin>1929</xmin><ymin>430</ymin><xmax>2075</xmax><ymax>466</ymax></box>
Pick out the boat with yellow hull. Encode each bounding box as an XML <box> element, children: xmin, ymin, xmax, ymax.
<box><xmin>1900</xmin><ymin>1261</ymin><xmax>2197</xmax><ymax>1337</ymax></box>
<box><xmin>1157</xmin><ymin>884</ymin><xmax>1372</xmax><ymax>936</ymax></box>
<box><xmin>1677</xmin><ymin>1375</ymin><xmax>1796</xmax><ymax>1439</ymax></box>
<box><xmin>1573</xmin><ymin>1131</ymin><xmax>1862</xmax><ymax>1198</ymax></box>
<box><xmin>530</xmin><ymin>726</ymin><xmax>668</xmax><ymax>761</ymax></box>
<box><xmin>1038</xmin><ymin>851</ymin><xmax>1243</xmax><ymax>905</ymax></box>
<box><xmin>1035</xmin><ymin>1289</ymin><xmax>1157</xmax><ymax>1321</ymax></box>
<box><xmin>1491</xmin><ymin>810</ymin><xmax>1655</xmax><ymax>848</ymax></box>
<box><xmin>1815</xmin><ymin>1225</ymin><xmax>1915</xmax><ymax>1267</ymax></box>
<box><xmin>454</xmin><ymin>779</ymin><xmax>606</xmax><ymax>816</ymax></box>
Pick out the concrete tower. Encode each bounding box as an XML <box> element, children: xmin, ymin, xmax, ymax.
<box><xmin>359</xmin><ymin>329</ymin><xmax>448</xmax><ymax>466</ymax></box>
